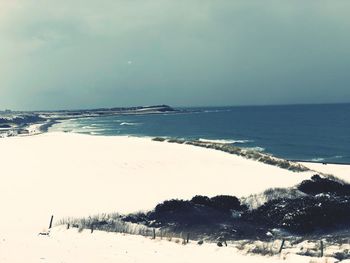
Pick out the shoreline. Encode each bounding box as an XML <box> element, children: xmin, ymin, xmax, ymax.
<box><xmin>291</xmin><ymin>159</ymin><xmax>350</xmax><ymax>165</ymax></box>
<box><xmin>3</xmin><ymin>119</ymin><xmax>350</xmax><ymax>168</ymax></box>
<box><xmin>0</xmin><ymin>104</ymin><xmax>179</xmax><ymax>138</ymax></box>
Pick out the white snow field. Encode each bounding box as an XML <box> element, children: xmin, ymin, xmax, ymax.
<box><xmin>300</xmin><ymin>162</ymin><xmax>350</xmax><ymax>183</ymax></box>
<box><xmin>1</xmin><ymin>226</ymin><xmax>341</xmax><ymax>263</ymax></box>
<box><xmin>0</xmin><ymin>132</ymin><xmax>348</xmax><ymax>262</ymax></box>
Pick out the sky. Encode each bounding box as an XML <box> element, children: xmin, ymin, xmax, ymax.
<box><xmin>0</xmin><ymin>0</ymin><xmax>350</xmax><ymax>110</ymax></box>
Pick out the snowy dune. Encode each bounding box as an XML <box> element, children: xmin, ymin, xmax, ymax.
<box><xmin>0</xmin><ymin>132</ymin><xmax>348</xmax><ymax>262</ymax></box>
<box><xmin>1</xmin><ymin>133</ymin><xmax>315</xmax><ymax>227</ymax></box>
<box><xmin>2</xmin><ymin>226</ymin><xmax>335</xmax><ymax>263</ymax></box>
<box><xmin>300</xmin><ymin>162</ymin><xmax>350</xmax><ymax>182</ymax></box>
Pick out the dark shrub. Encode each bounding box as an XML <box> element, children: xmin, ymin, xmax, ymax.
<box><xmin>167</xmin><ymin>139</ymin><xmax>185</xmax><ymax>143</ymax></box>
<box><xmin>92</xmin><ymin>220</ymin><xmax>108</xmax><ymax>227</ymax></box>
<box><xmin>246</xmin><ymin>195</ymin><xmax>350</xmax><ymax>233</ymax></box>
<box><xmin>298</xmin><ymin>174</ymin><xmax>350</xmax><ymax>196</ymax></box>
<box><xmin>123</xmin><ymin>212</ymin><xmax>149</xmax><ymax>224</ymax></box>
<box><xmin>150</xmin><ymin>198</ymin><xmax>232</xmax><ymax>226</ymax></box>
<box><xmin>333</xmin><ymin>251</ymin><xmax>350</xmax><ymax>261</ymax></box>
<box><xmin>191</xmin><ymin>195</ymin><xmax>211</xmax><ymax>206</ymax></box>
<box><xmin>155</xmin><ymin>199</ymin><xmax>192</xmax><ymax>213</ymax></box>
<box><xmin>192</xmin><ymin>195</ymin><xmax>247</xmax><ymax>212</ymax></box>
<box><xmin>210</xmin><ymin>195</ymin><xmax>244</xmax><ymax>212</ymax></box>
<box><xmin>152</xmin><ymin>137</ymin><xmax>166</xmax><ymax>142</ymax></box>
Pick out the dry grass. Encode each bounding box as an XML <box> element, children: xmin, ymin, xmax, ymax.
<box><xmin>152</xmin><ymin>137</ymin><xmax>310</xmax><ymax>172</ymax></box>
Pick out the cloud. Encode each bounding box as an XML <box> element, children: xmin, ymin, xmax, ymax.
<box><xmin>0</xmin><ymin>0</ymin><xmax>350</xmax><ymax>109</ymax></box>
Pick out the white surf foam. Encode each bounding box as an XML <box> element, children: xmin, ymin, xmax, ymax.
<box><xmin>198</xmin><ymin>138</ymin><xmax>252</xmax><ymax>144</ymax></box>
<box><xmin>245</xmin><ymin>146</ymin><xmax>265</xmax><ymax>152</ymax></box>
<box><xmin>90</xmin><ymin>131</ymin><xmax>102</xmax><ymax>135</ymax></box>
<box><xmin>332</xmin><ymin>155</ymin><xmax>343</xmax><ymax>159</ymax></box>
<box><xmin>310</xmin><ymin>155</ymin><xmax>344</xmax><ymax>162</ymax></box>
<box><xmin>120</xmin><ymin>122</ymin><xmax>140</xmax><ymax>126</ymax></box>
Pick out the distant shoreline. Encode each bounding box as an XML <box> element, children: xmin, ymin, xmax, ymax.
<box><xmin>0</xmin><ymin>105</ymin><xmax>178</xmax><ymax>138</ymax></box>
<box><xmin>293</xmin><ymin>160</ymin><xmax>350</xmax><ymax>165</ymax></box>
<box><xmin>2</xmin><ymin>104</ymin><xmax>349</xmax><ymax>167</ymax></box>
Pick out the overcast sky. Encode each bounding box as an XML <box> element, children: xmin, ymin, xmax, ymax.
<box><xmin>1</xmin><ymin>0</ymin><xmax>350</xmax><ymax>110</ymax></box>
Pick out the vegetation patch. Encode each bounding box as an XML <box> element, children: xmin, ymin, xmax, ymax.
<box><xmin>297</xmin><ymin>174</ymin><xmax>350</xmax><ymax>196</ymax></box>
<box><xmin>152</xmin><ymin>137</ymin><xmax>310</xmax><ymax>172</ymax></box>
<box><xmin>59</xmin><ymin>175</ymin><xmax>350</xmax><ymax>242</ymax></box>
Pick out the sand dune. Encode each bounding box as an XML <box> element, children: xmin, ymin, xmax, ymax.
<box><xmin>0</xmin><ymin>132</ymin><xmax>347</xmax><ymax>262</ymax></box>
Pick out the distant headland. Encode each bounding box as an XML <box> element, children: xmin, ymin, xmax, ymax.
<box><xmin>0</xmin><ymin>105</ymin><xmax>178</xmax><ymax>138</ymax></box>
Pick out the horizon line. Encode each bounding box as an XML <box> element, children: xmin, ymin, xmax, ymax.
<box><xmin>2</xmin><ymin>101</ymin><xmax>350</xmax><ymax>112</ymax></box>
<box><xmin>175</xmin><ymin>101</ymin><xmax>350</xmax><ymax>109</ymax></box>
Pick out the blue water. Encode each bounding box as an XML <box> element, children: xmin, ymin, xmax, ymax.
<box><xmin>50</xmin><ymin>103</ymin><xmax>350</xmax><ymax>164</ymax></box>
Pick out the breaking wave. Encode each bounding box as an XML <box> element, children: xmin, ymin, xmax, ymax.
<box><xmin>198</xmin><ymin>138</ymin><xmax>252</xmax><ymax>144</ymax></box>
<box><xmin>245</xmin><ymin>147</ymin><xmax>265</xmax><ymax>152</ymax></box>
<box><xmin>90</xmin><ymin>131</ymin><xmax>102</xmax><ymax>135</ymax></box>
<box><xmin>310</xmin><ymin>157</ymin><xmax>326</xmax><ymax>162</ymax></box>
<box><xmin>120</xmin><ymin>122</ymin><xmax>140</xmax><ymax>126</ymax></box>
<box><xmin>309</xmin><ymin>155</ymin><xmax>343</xmax><ymax>162</ymax></box>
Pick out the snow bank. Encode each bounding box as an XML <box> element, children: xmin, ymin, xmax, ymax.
<box><xmin>300</xmin><ymin>162</ymin><xmax>350</xmax><ymax>183</ymax></box>
<box><xmin>0</xmin><ymin>226</ymin><xmax>336</xmax><ymax>263</ymax></box>
<box><xmin>0</xmin><ymin>133</ymin><xmax>315</xmax><ymax>227</ymax></box>
<box><xmin>0</xmin><ymin>132</ymin><xmax>348</xmax><ymax>262</ymax></box>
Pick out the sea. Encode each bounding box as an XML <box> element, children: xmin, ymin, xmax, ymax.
<box><xmin>49</xmin><ymin>103</ymin><xmax>350</xmax><ymax>164</ymax></box>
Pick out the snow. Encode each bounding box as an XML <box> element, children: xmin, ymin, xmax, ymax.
<box><xmin>299</xmin><ymin>162</ymin><xmax>350</xmax><ymax>183</ymax></box>
<box><xmin>0</xmin><ymin>132</ymin><xmax>348</xmax><ymax>262</ymax></box>
<box><xmin>0</xmin><ymin>227</ymin><xmax>337</xmax><ymax>263</ymax></box>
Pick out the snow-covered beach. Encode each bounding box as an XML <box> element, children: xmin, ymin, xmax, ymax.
<box><xmin>1</xmin><ymin>132</ymin><xmax>349</xmax><ymax>262</ymax></box>
<box><xmin>2</xmin><ymin>0</ymin><xmax>349</xmax><ymax>260</ymax></box>
<box><xmin>2</xmin><ymin>226</ymin><xmax>340</xmax><ymax>263</ymax></box>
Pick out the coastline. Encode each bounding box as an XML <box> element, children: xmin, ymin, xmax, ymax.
<box><xmin>0</xmin><ymin>105</ymin><xmax>178</xmax><ymax>138</ymax></box>
<box><xmin>4</xmin><ymin>118</ymin><xmax>350</xmax><ymax>169</ymax></box>
<box><xmin>291</xmin><ymin>159</ymin><xmax>350</xmax><ymax>165</ymax></box>
<box><xmin>3</xmin><ymin>116</ymin><xmax>350</xmax><ymax>175</ymax></box>
<box><xmin>2</xmin><ymin>105</ymin><xmax>349</xmax><ymax>167</ymax></box>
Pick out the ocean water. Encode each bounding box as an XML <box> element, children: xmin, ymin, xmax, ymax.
<box><xmin>50</xmin><ymin>103</ymin><xmax>350</xmax><ymax>164</ymax></box>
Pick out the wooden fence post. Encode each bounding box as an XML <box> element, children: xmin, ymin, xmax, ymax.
<box><xmin>186</xmin><ymin>233</ymin><xmax>190</xmax><ymax>244</ymax></box>
<box><xmin>49</xmin><ymin>215</ymin><xmax>54</xmax><ymax>229</ymax></box>
<box><xmin>320</xmin><ymin>240</ymin><xmax>324</xmax><ymax>257</ymax></box>
<box><xmin>152</xmin><ymin>228</ymin><xmax>156</xmax><ymax>239</ymax></box>
<box><xmin>279</xmin><ymin>239</ymin><xmax>285</xmax><ymax>254</ymax></box>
